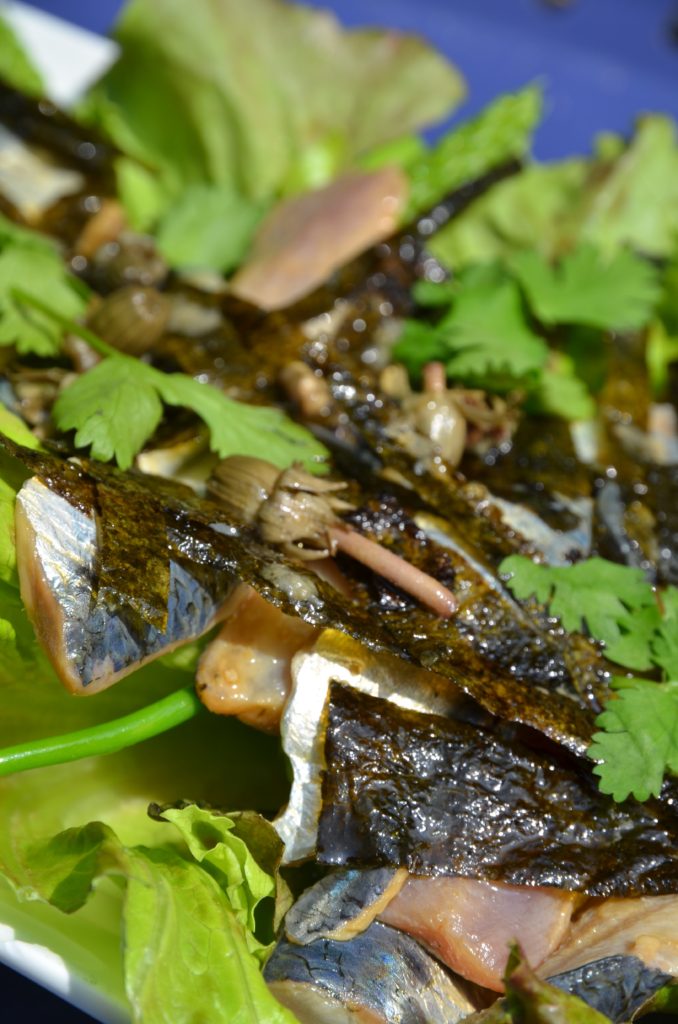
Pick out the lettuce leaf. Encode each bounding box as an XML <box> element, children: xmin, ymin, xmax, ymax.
<box><xmin>432</xmin><ymin>114</ymin><xmax>678</xmax><ymax>270</ymax></box>
<box><xmin>7</xmin><ymin>809</ymin><xmax>297</xmax><ymax>1024</ymax></box>
<box><xmin>82</xmin><ymin>0</ymin><xmax>464</xmax><ymax>235</ymax></box>
<box><xmin>0</xmin><ymin>16</ymin><xmax>44</xmax><ymax>96</ymax></box>
<box><xmin>404</xmin><ymin>85</ymin><xmax>542</xmax><ymax>221</ymax></box>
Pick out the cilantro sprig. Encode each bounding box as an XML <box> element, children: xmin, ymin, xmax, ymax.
<box><xmin>509</xmin><ymin>244</ymin><xmax>661</xmax><ymax>331</ymax></box>
<box><xmin>395</xmin><ymin>266</ymin><xmax>549</xmax><ymax>391</ymax></box>
<box><xmin>0</xmin><ymin>219</ymin><xmax>88</xmax><ymax>356</ymax></box>
<box><xmin>501</xmin><ymin>554</ymin><xmax>678</xmax><ymax>802</ymax></box>
<box><xmin>394</xmin><ymin>242</ymin><xmax>661</xmax><ymax>418</ymax></box>
<box><xmin>12</xmin><ymin>290</ymin><xmax>328</xmax><ymax>473</ymax></box>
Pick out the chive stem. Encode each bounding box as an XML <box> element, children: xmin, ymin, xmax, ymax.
<box><xmin>10</xmin><ymin>288</ymin><xmax>119</xmax><ymax>359</ymax></box>
<box><xmin>0</xmin><ymin>686</ymin><xmax>203</xmax><ymax>778</ymax></box>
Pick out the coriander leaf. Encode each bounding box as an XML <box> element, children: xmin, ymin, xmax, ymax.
<box><xmin>411</xmin><ymin>278</ymin><xmax>457</xmax><ymax>308</ymax></box>
<box><xmin>653</xmin><ymin>586</ymin><xmax>678</xmax><ymax>680</ymax></box>
<box><xmin>440</xmin><ymin>268</ymin><xmax>548</xmax><ymax>389</ymax></box>
<box><xmin>579</xmin><ymin>115</ymin><xmax>678</xmax><ymax>258</ymax></box>
<box><xmin>510</xmin><ymin>244</ymin><xmax>661</xmax><ymax>330</ymax></box>
<box><xmin>404</xmin><ymin>85</ymin><xmax>542</xmax><ymax>220</ymax></box>
<box><xmin>53</xmin><ymin>357</ymin><xmax>164</xmax><ymax>470</ymax></box>
<box><xmin>0</xmin><ymin>16</ymin><xmax>44</xmax><ymax>95</ymax></box>
<box><xmin>156</xmin><ymin>372</ymin><xmax>327</xmax><ymax>471</ymax></box>
<box><xmin>392</xmin><ymin>319</ymin><xmax>450</xmax><ymax>379</ymax></box>
<box><xmin>500</xmin><ymin>555</ymin><xmax>660</xmax><ymax>669</ymax></box>
<box><xmin>396</xmin><ymin>267</ymin><xmax>548</xmax><ymax>391</ymax></box>
<box><xmin>0</xmin><ymin>222</ymin><xmax>88</xmax><ymax>356</ymax></box>
<box><xmin>524</xmin><ymin>357</ymin><xmax>596</xmax><ymax>421</ymax></box>
<box><xmin>156</xmin><ymin>183</ymin><xmax>265</xmax><ymax>272</ymax></box>
<box><xmin>53</xmin><ymin>354</ymin><xmax>328</xmax><ymax>472</ymax></box>
<box><xmin>589</xmin><ymin>678</ymin><xmax>678</xmax><ymax>802</ymax></box>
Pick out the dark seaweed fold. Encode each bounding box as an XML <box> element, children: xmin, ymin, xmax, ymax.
<box><xmin>318</xmin><ymin>685</ymin><xmax>678</xmax><ymax>896</ymax></box>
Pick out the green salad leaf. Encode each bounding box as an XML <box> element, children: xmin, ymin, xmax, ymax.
<box><xmin>81</xmin><ymin>0</ymin><xmax>463</xmax><ymax>261</ymax></box>
<box><xmin>155</xmin><ymin>184</ymin><xmax>265</xmax><ymax>272</ymax></box>
<box><xmin>431</xmin><ymin>114</ymin><xmax>678</xmax><ymax>272</ymax></box>
<box><xmin>15</xmin><ymin>809</ymin><xmax>297</xmax><ymax>1024</ymax></box>
<box><xmin>0</xmin><ymin>218</ymin><xmax>88</xmax><ymax>356</ymax></box>
<box><xmin>53</xmin><ymin>353</ymin><xmax>329</xmax><ymax>472</ymax></box>
<box><xmin>429</xmin><ymin>157</ymin><xmax>586</xmax><ymax>268</ymax></box>
<box><xmin>577</xmin><ymin>115</ymin><xmax>678</xmax><ymax>258</ymax></box>
<box><xmin>0</xmin><ymin>628</ymin><xmax>292</xmax><ymax>1020</ymax></box>
<box><xmin>403</xmin><ymin>85</ymin><xmax>542</xmax><ymax>220</ymax></box>
<box><xmin>0</xmin><ymin>16</ymin><xmax>44</xmax><ymax>95</ymax></box>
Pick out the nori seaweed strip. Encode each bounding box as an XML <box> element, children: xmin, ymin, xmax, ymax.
<box><xmin>94</xmin><ymin>477</ymin><xmax>171</xmax><ymax>632</ymax></box>
<box><xmin>547</xmin><ymin>957</ymin><xmax>673</xmax><ymax>1023</ymax></box>
<box><xmin>3</xmin><ymin>435</ymin><xmax>597</xmax><ymax>752</ymax></box>
<box><xmin>318</xmin><ymin>685</ymin><xmax>678</xmax><ymax>896</ymax></box>
<box><xmin>0</xmin><ymin>81</ymin><xmax>115</xmax><ymax>175</ymax></box>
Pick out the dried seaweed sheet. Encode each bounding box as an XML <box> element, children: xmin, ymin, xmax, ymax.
<box><xmin>4</xmin><ymin>435</ymin><xmax>600</xmax><ymax>750</ymax></box>
<box><xmin>318</xmin><ymin>685</ymin><xmax>678</xmax><ymax>897</ymax></box>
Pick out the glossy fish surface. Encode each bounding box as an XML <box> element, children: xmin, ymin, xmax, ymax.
<box><xmin>15</xmin><ymin>477</ymin><xmax>235</xmax><ymax>692</ymax></box>
<box><xmin>265</xmin><ymin>920</ymin><xmax>476</xmax><ymax>1024</ymax></box>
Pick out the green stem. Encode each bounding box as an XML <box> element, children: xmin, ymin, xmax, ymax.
<box><xmin>0</xmin><ymin>686</ymin><xmax>203</xmax><ymax>777</ymax></box>
<box><xmin>10</xmin><ymin>288</ymin><xmax>118</xmax><ymax>359</ymax></box>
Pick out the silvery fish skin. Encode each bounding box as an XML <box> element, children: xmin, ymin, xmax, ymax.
<box><xmin>488</xmin><ymin>492</ymin><xmax>593</xmax><ymax>565</ymax></box>
<box><xmin>265</xmin><ymin>920</ymin><xmax>476</xmax><ymax>1024</ymax></box>
<box><xmin>284</xmin><ymin>867</ymin><xmax>408</xmax><ymax>945</ymax></box>
<box><xmin>15</xmin><ymin>477</ymin><xmax>235</xmax><ymax>693</ymax></box>
<box><xmin>547</xmin><ymin>956</ymin><xmax>673</xmax><ymax>1023</ymax></box>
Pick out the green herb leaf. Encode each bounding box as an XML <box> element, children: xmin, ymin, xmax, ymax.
<box><xmin>0</xmin><ymin>16</ymin><xmax>44</xmax><ymax>95</ymax></box>
<box><xmin>20</xmin><ymin>817</ymin><xmax>299</xmax><ymax>1024</ymax></box>
<box><xmin>589</xmin><ymin>679</ymin><xmax>678</xmax><ymax>802</ymax></box>
<box><xmin>0</xmin><ymin>221</ymin><xmax>88</xmax><ymax>356</ymax></box>
<box><xmin>653</xmin><ymin>586</ymin><xmax>678</xmax><ymax>680</ymax></box>
<box><xmin>404</xmin><ymin>85</ymin><xmax>542</xmax><ymax>220</ymax></box>
<box><xmin>53</xmin><ymin>353</ymin><xmax>328</xmax><ymax>472</ymax></box>
<box><xmin>510</xmin><ymin>244</ymin><xmax>661</xmax><ymax>330</ymax></box>
<box><xmin>82</xmin><ymin>0</ymin><xmax>463</xmax><ymax>219</ymax></box>
<box><xmin>157</xmin><ymin>805</ymin><xmax>292</xmax><ymax>961</ymax></box>
<box><xmin>155</xmin><ymin>183</ymin><xmax>265</xmax><ymax>272</ymax></box>
<box><xmin>429</xmin><ymin>158</ymin><xmax>587</xmax><ymax>269</ymax></box>
<box><xmin>524</xmin><ymin>356</ymin><xmax>596</xmax><ymax>421</ymax></box>
<box><xmin>579</xmin><ymin>115</ymin><xmax>678</xmax><ymax>259</ymax></box>
<box><xmin>396</xmin><ymin>267</ymin><xmax>548</xmax><ymax>391</ymax></box>
<box><xmin>0</xmin><ymin>407</ymin><xmax>41</xmax><ymax>588</ymax></box>
<box><xmin>500</xmin><ymin>555</ymin><xmax>660</xmax><ymax>669</ymax></box>
<box><xmin>52</xmin><ymin>357</ymin><xmax>164</xmax><ymax>470</ymax></box>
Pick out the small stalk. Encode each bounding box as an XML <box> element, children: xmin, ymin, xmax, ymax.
<box><xmin>329</xmin><ymin>524</ymin><xmax>458</xmax><ymax>617</ymax></box>
<box><xmin>11</xmin><ymin>287</ymin><xmax>118</xmax><ymax>359</ymax></box>
<box><xmin>0</xmin><ymin>686</ymin><xmax>203</xmax><ymax>778</ymax></box>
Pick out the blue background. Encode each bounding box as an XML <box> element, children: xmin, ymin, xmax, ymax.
<box><xmin>3</xmin><ymin>1</ymin><xmax>678</xmax><ymax>1021</ymax></box>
